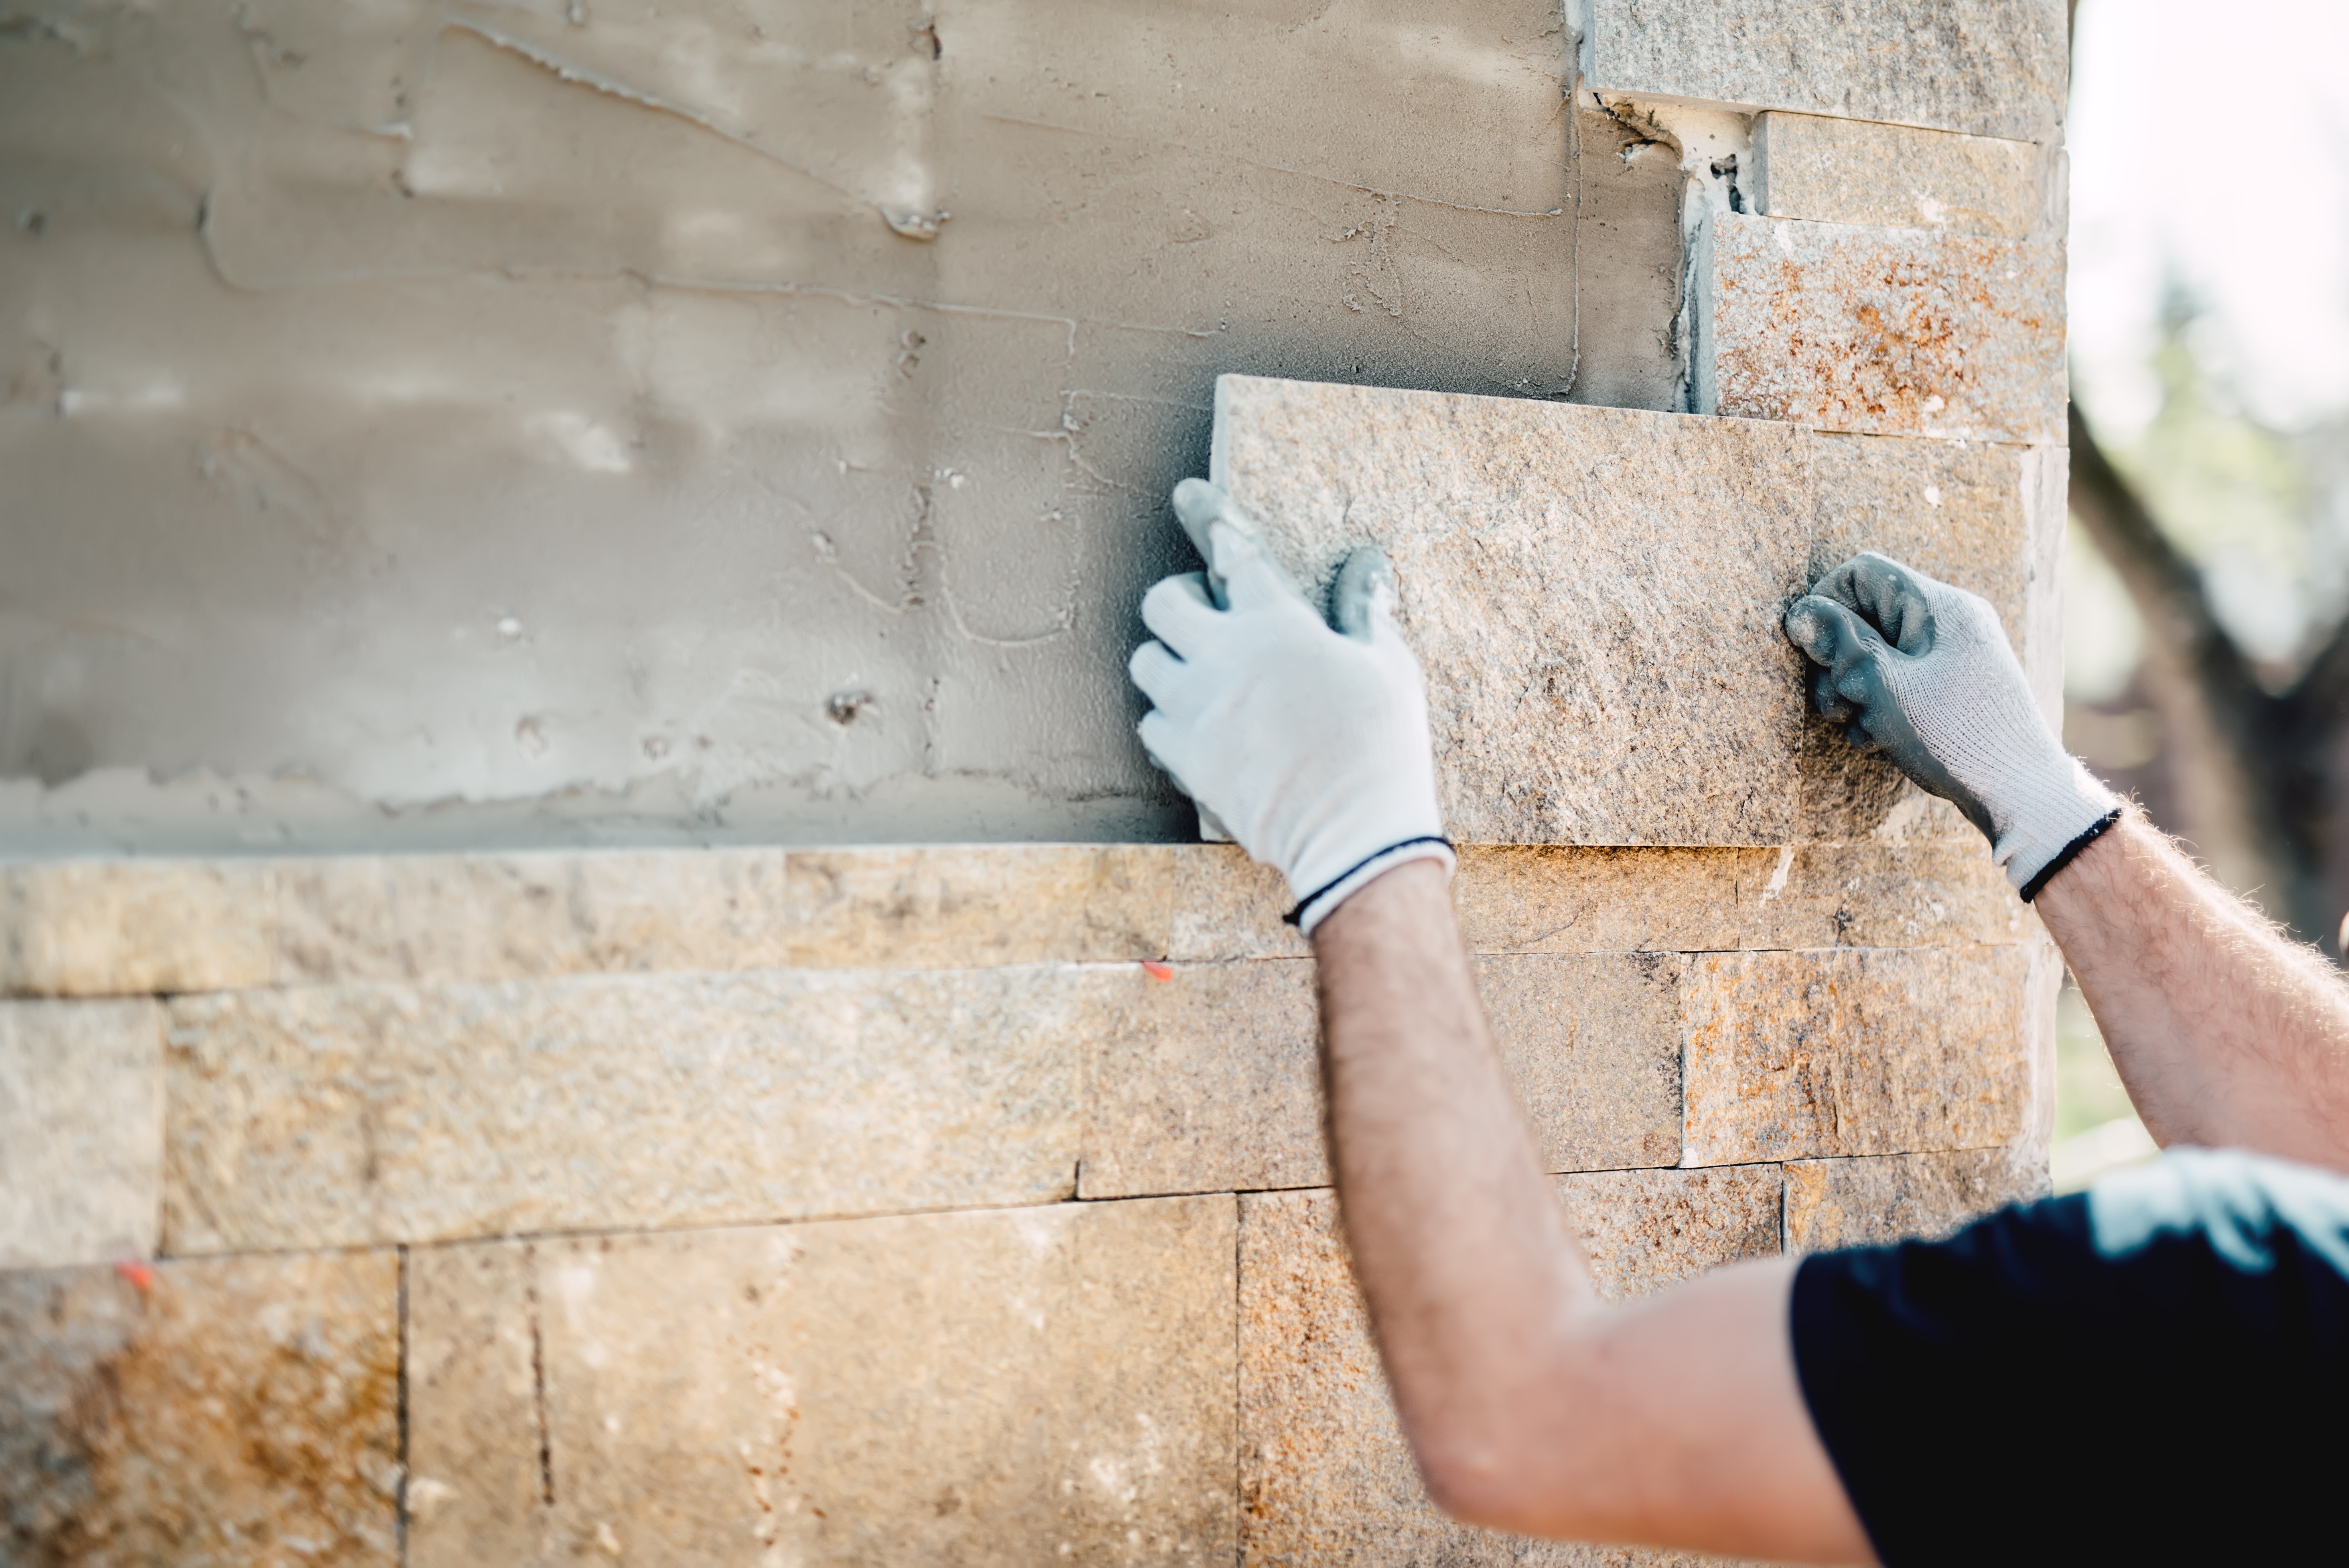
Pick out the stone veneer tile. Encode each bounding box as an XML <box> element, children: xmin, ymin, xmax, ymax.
<box><xmin>406</xmin><ymin>1196</ymin><xmax>1237</xmax><ymax>1564</ymax></box>
<box><xmin>1680</xmin><ymin>946</ymin><xmax>2033</xmax><ymax>1166</ymax></box>
<box><xmin>0</xmin><ymin>1250</ymin><xmax>401</xmax><ymax>1564</ymax></box>
<box><xmin>1693</xmin><ymin>215</ymin><xmax>2065</xmax><ymax>445</ymax></box>
<box><xmin>1167</xmin><ymin>846</ymin><xmax>1310</xmax><ymax>963</ymax></box>
<box><xmin>1211</xmin><ymin>375</ymin><xmax>2036</xmax><ymax>847</ymax></box>
<box><xmin>0</xmin><ymin>999</ymin><xmax>164</xmax><ymax>1268</ymax></box>
<box><xmin>0</xmin><ymin>860</ymin><xmax>274</xmax><ymax>997</ymax></box>
<box><xmin>783</xmin><ymin>844</ymin><xmax>1174</xmax><ymax>967</ymax></box>
<box><xmin>1080</xmin><ymin>955</ymin><xmax>1683</xmax><ymax>1200</ymax></box>
<box><xmin>1783</xmin><ymin>1146</ymin><xmax>2049</xmax><ymax>1253</ymax></box>
<box><xmin>1237</xmin><ymin>1172</ymin><xmax>1778</xmax><ymax>1565</ymax></box>
<box><xmin>162</xmin><ymin>967</ymin><xmax>1093</xmax><ymax>1252</ymax></box>
<box><xmin>1582</xmin><ymin>0</ymin><xmax>2068</xmax><ymax>142</ymax></box>
<box><xmin>1742</xmin><ymin>844</ymin><xmax>2025</xmax><ymax>951</ymax></box>
<box><xmin>1751</xmin><ymin>112</ymin><xmax>2044</xmax><ymax>239</ymax></box>
<box><xmin>274</xmin><ymin>848</ymin><xmax>795</xmax><ymax>983</ymax></box>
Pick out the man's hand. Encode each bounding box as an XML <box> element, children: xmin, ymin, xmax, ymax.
<box><xmin>1130</xmin><ymin>478</ymin><xmax>1452</xmax><ymax>930</ymax></box>
<box><xmin>1784</xmin><ymin>553</ymin><xmax>2118</xmax><ymax>896</ymax></box>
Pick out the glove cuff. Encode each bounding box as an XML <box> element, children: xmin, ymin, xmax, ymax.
<box><xmin>2018</xmin><ymin>805</ymin><xmax>2126</xmax><ymax>902</ymax></box>
<box><xmin>1287</xmin><ymin>836</ymin><xmax>1456</xmax><ymax>935</ymax></box>
<box><xmin>1997</xmin><ymin>757</ymin><xmax>2124</xmax><ymax>896</ymax></box>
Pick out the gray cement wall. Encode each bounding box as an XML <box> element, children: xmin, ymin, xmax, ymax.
<box><xmin>0</xmin><ymin>0</ymin><xmax>1697</xmax><ymax>854</ymax></box>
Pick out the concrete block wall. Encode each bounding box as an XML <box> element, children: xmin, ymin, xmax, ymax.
<box><xmin>0</xmin><ymin>2</ymin><xmax>2073</xmax><ymax>1562</ymax></box>
<box><xmin>1</xmin><ymin>841</ymin><xmax>2049</xmax><ymax>1562</ymax></box>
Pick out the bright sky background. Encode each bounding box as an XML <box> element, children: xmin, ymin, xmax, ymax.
<box><xmin>2069</xmin><ymin>0</ymin><xmax>2349</xmax><ymax>436</ymax></box>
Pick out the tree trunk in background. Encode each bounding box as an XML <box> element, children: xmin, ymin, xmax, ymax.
<box><xmin>2067</xmin><ymin>404</ymin><xmax>2349</xmax><ymax>950</ymax></box>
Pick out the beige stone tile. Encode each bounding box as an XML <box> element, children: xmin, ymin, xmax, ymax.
<box><xmin>0</xmin><ymin>998</ymin><xmax>164</xmax><ymax>1269</ymax></box>
<box><xmin>0</xmin><ymin>860</ymin><xmax>274</xmax><ymax>997</ymax></box>
<box><xmin>1584</xmin><ymin>0</ymin><xmax>2068</xmax><ymax>142</ymax></box>
<box><xmin>0</xmin><ymin>1249</ymin><xmax>401</xmax><ymax>1565</ymax></box>
<box><xmin>406</xmin><ymin>1197</ymin><xmax>1237</xmax><ymax>1564</ymax></box>
<box><xmin>1784</xmin><ymin>1146</ymin><xmax>2050</xmax><ymax>1253</ymax></box>
<box><xmin>1167</xmin><ymin>846</ymin><xmax>1308</xmax><ymax>962</ymax></box>
<box><xmin>1079</xmin><ymin>955</ymin><xmax>1683</xmax><ymax>1200</ymax></box>
<box><xmin>1694</xmin><ymin>215</ymin><xmax>2066</xmax><ymax>445</ymax></box>
<box><xmin>1211</xmin><ymin>376</ymin><xmax>2030</xmax><ymax>847</ymax></box>
<box><xmin>1742</xmin><ymin>844</ymin><xmax>2027</xmax><ymax>952</ymax></box>
<box><xmin>1453</xmin><ymin>846</ymin><xmax>1750</xmax><ymax>954</ymax></box>
<box><xmin>783</xmin><ymin>844</ymin><xmax>1174</xmax><ymax>968</ymax></box>
<box><xmin>1751</xmin><ymin>113</ymin><xmax>2044</xmax><ymax>238</ymax></box>
<box><xmin>274</xmin><ymin>848</ymin><xmax>794</xmax><ymax>983</ymax></box>
<box><xmin>163</xmin><ymin>968</ymin><xmax>1089</xmax><ymax>1251</ymax></box>
<box><xmin>1680</xmin><ymin>946</ymin><xmax>2033</xmax><ymax>1167</ymax></box>
<box><xmin>1237</xmin><ymin>1174</ymin><xmax>1778</xmax><ymax>1565</ymax></box>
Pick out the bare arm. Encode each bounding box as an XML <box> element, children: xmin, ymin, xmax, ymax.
<box><xmin>1313</xmin><ymin>858</ymin><xmax>1874</xmax><ymax>1564</ymax></box>
<box><xmin>2034</xmin><ymin>811</ymin><xmax>2349</xmax><ymax>1169</ymax></box>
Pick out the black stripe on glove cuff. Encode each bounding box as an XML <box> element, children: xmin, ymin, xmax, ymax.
<box><xmin>2020</xmin><ymin>807</ymin><xmax>2125</xmax><ymax>903</ymax></box>
<box><xmin>1284</xmin><ymin>836</ymin><xmax>1456</xmax><ymax>929</ymax></box>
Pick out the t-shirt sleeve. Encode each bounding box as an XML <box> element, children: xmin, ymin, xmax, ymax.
<box><xmin>1790</xmin><ymin>1149</ymin><xmax>2349</xmax><ymax>1567</ymax></box>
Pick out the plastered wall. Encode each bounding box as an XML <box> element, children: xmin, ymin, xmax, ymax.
<box><xmin>0</xmin><ymin>0</ymin><xmax>1700</xmax><ymax>853</ymax></box>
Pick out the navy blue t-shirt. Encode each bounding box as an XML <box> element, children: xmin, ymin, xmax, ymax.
<box><xmin>1792</xmin><ymin>1148</ymin><xmax>2349</xmax><ymax>1565</ymax></box>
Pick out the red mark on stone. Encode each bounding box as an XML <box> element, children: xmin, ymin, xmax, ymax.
<box><xmin>1142</xmin><ymin>961</ymin><xmax>1174</xmax><ymax>982</ymax></box>
<box><xmin>114</xmin><ymin>1260</ymin><xmax>154</xmax><ymax>1291</ymax></box>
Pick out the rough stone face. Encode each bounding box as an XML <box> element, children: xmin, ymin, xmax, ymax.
<box><xmin>784</xmin><ymin>844</ymin><xmax>1173</xmax><ymax>968</ymax></box>
<box><xmin>0</xmin><ymin>1250</ymin><xmax>402</xmax><ymax>1565</ymax></box>
<box><xmin>1212</xmin><ymin>375</ymin><xmax>2039</xmax><ymax>845</ymax></box>
<box><xmin>1080</xmin><ymin>955</ymin><xmax>1683</xmax><ymax>1199</ymax></box>
<box><xmin>405</xmin><ymin>1197</ymin><xmax>1238</xmax><ymax>1565</ymax></box>
<box><xmin>275</xmin><ymin>849</ymin><xmax>796</xmax><ymax>982</ymax></box>
<box><xmin>1783</xmin><ymin>1146</ymin><xmax>2050</xmax><ymax>1252</ymax></box>
<box><xmin>1582</xmin><ymin>0</ymin><xmax>2069</xmax><ymax>142</ymax></box>
<box><xmin>162</xmin><ymin>968</ymin><xmax>1093</xmax><ymax>1251</ymax></box>
<box><xmin>1692</xmin><ymin>215</ymin><xmax>2065</xmax><ymax>445</ymax></box>
<box><xmin>0</xmin><ymin>860</ymin><xmax>273</xmax><ymax>997</ymax></box>
<box><xmin>1680</xmin><ymin>945</ymin><xmax>2033</xmax><ymax>1166</ymax></box>
<box><xmin>1167</xmin><ymin>847</ymin><xmax>1312</xmax><ymax>963</ymax></box>
<box><xmin>1237</xmin><ymin>1173</ymin><xmax>1778</xmax><ymax>1565</ymax></box>
<box><xmin>0</xmin><ymin>999</ymin><xmax>164</xmax><ymax>1269</ymax></box>
<box><xmin>1751</xmin><ymin>112</ymin><xmax>2044</xmax><ymax>238</ymax></box>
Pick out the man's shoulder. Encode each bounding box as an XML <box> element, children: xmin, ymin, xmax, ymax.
<box><xmin>2083</xmin><ymin>1145</ymin><xmax>2349</xmax><ymax>1277</ymax></box>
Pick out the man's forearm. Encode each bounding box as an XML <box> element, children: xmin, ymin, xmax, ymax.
<box><xmin>1310</xmin><ymin>858</ymin><xmax>1588</xmax><ymax>1513</ymax></box>
<box><xmin>2036</xmin><ymin>812</ymin><xmax>2349</xmax><ymax>1168</ymax></box>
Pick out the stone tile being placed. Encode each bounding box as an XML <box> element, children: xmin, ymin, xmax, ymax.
<box><xmin>0</xmin><ymin>1250</ymin><xmax>402</xmax><ymax>1565</ymax></box>
<box><xmin>1237</xmin><ymin>1172</ymin><xmax>1777</xmax><ymax>1565</ymax></box>
<box><xmin>783</xmin><ymin>844</ymin><xmax>1174</xmax><ymax>968</ymax></box>
<box><xmin>405</xmin><ymin>1196</ymin><xmax>1238</xmax><ymax>1565</ymax></box>
<box><xmin>1784</xmin><ymin>1146</ymin><xmax>2050</xmax><ymax>1253</ymax></box>
<box><xmin>1692</xmin><ymin>215</ymin><xmax>2065</xmax><ymax>445</ymax></box>
<box><xmin>162</xmin><ymin>967</ymin><xmax>1093</xmax><ymax>1252</ymax></box>
<box><xmin>1079</xmin><ymin>954</ymin><xmax>1683</xmax><ymax>1200</ymax></box>
<box><xmin>1680</xmin><ymin>945</ymin><xmax>2033</xmax><ymax>1166</ymax></box>
<box><xmin>1751</xmin><ymin>112</ymin><xmax>2044</xmax><ymax>238</ymax></box>
<box><xmin>1212</xmin><ymin>375</ymin><xmax>2037</xmax><ymax>846</ymax></box>
<box><xmin>1581</xmin><ymin>0</ymin><xmax>2069</xmax><ymax>142</ymax></box>
<box><xmin>274</xmin><ymin>848</ymin><xmax>795</xmax><ymax>983</ymax></box>
<box><xmin>0</xmin><ymin>859</ymin><xmax>274</xmax><ymax>997</ymax></box>
<box><xmin>1167</xmin><ymin>847</ymin><xmax>1311</xmax><ymax>963</ymax></box>
<box><xmin>0</xmin><ymin>999</ymin><xmax>164</xmax><ymax>1269</ymax></box>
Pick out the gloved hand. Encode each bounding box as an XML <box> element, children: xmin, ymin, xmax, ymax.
<box><xmin>1130</xmin><ymin>478</ymin><xmax>1453</xmax><ymax>933</ymax></box>
<box><xmin>1784</xmin><ymin>552</ymin><xmax>2120</xmax><ymax>899</ymax></box>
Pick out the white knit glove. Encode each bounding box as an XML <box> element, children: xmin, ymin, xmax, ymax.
<box><xmin>1130</xmin><ymin>479</ymin><xmax>1454</xmax><ymax>933</ymax></box>
<box><xmin>1785</xmin><ymin>553</ymin><xmax>2120</xmax><ymax>898</ymax></box>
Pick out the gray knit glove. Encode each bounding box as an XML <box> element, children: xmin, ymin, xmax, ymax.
<box><xmin>1784</xmin><ymin>553</ymin><xmax>2120</xmax><ymax>898</ymax></box>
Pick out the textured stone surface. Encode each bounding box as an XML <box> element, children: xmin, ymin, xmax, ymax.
<box><xmin>1080</xmin><ymin>955</ymin><xmax>1682</xmax><ymax>1199</ymax></box>
<box><xmin>1783</xmin><ymin>1146</ymin><xmax>2049</xmax><ymax>1252</ymax></box>
<box><xmin>1582</xmin><ymin>0</ymin><xmax>2069</xmax><ymax>142</ymax></box>
<box><xmin>163</xmin><ymin>968</ymin><xmax>1095</xmax><ymax>1251</ymax></box>
<box><xmin>1751</xmin><ymin>112</ymin><xmax>2043</xmax><ymax>238</ymax></box>
<box><xmin>0</xmin><ymin>860</ymin><xmax>273</xmax><ymax>997</ymax></box>
<box><xmin>275</xmin><ymin>849</ymin><xmax>795</xmax><ymax>982</ymax></box>
<box><xmin>406</xmin><ymin>1197</ymin><xmax>1237</xmax><ymax>1565</ymax></box>
<box><xmin>1168</xmin><ymin>847</ymin><xmax>1312</xmax><ymax>963</ymax></box>
<box><xmin>1680</xmin><ymin>946</ymin><xmax>2033</xmax><ymax>1166</ymax></box>
<box><xmin>0</xmin><ymin>999</ymin><xmax>164</xmax><ymax>1268</ymax></box>
<box><xmin>1692</xmin><ymin>215</ymin><xmax>2065</xmax><ymax>444</ymax></box>
<box><xmin>1213</xmin><ymin>375</ymin><xmax>2039</xmax><ymax>845</ymax></box>
<box><xmin>0</xmin><ymin>1250</ymin><xmax>401</xmax><ymax>1565</ymax></box>
<box><xmin>784</xmin><ymin>844</ymin><xmax>1172</xmax><ymax>967</ymax></box>
<box><xmin>1237</xmin><ymin>1173</ymin><xmax>1777</xmax><ymax>1565</ymax></box>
